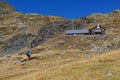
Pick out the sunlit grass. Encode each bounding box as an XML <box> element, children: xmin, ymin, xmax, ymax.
<box><xmin>0</xmin><ymin>49</ymin><xmax>120</xmax><ymax>80</ymax></box>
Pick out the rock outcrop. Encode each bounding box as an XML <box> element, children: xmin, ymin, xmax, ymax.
<box><xmin>0</xmin><ymin>2</ymin><xmax>16</xmax><ymax>16</ymax></box>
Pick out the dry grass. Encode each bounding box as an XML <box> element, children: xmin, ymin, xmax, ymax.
<box><xmin>0</xmin><ymin>49</ymin><xmax>120</xmax><ymax>80</ymax></box>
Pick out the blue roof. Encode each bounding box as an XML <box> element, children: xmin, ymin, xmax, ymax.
<box><xmin>65</xmin><ymin>29</ymin><xmax>102</xmax><ymax>34</ymax></box>
<box><xmin>66</xmin><ymin>29</ymin><xmax>89</xmax><ymax>34</ymax></box>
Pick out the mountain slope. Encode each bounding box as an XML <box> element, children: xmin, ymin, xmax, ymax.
<box><xmin>0</xmin><ymin>2</ymin><xmax>120</xmax><ymax>55</ymax></box>
<box><xmin>0</xmin><ymin>49</ymin><xmax>120</xmax><ymax>80</ymax></box>
<box><xmin>31</xmin><ymin>10</ymin><xmax>120</xmax><ymax>53</ymax></box>
<box><xmin>0</xmin><ymin>2</ymin><xmax>120</xmax><ymax>80</ymax></box>
<box><xmin>0</xmin><ymin>2</ymin><xmax>67</xmax><ymax>55</ymax></box>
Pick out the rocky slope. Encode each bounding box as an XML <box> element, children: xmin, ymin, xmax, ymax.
<box><xmin>0</xmin><ymin>2</ymin><xmax>67</xmax><ymax>55</ymax></box>
<box><xmin>31</xmin><ymin>10</ymin><xmax>120</xmax><ymax>53</ymax></box>
<box><xmin>0</xmin><ymin>2</ymin><xmax>120</xmax><ymax>55</ymax></box>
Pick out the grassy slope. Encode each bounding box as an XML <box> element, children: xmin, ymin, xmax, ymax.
<box><xmin>0</xmin><ymin>49</ymin><xmax>120</xmax><ymax>80</ymax></box>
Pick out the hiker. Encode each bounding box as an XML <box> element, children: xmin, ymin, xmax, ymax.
<box><xmin>26</xmin><ymin>50</ymin><xmax>31</xmax><ymax>60</ymax></box>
